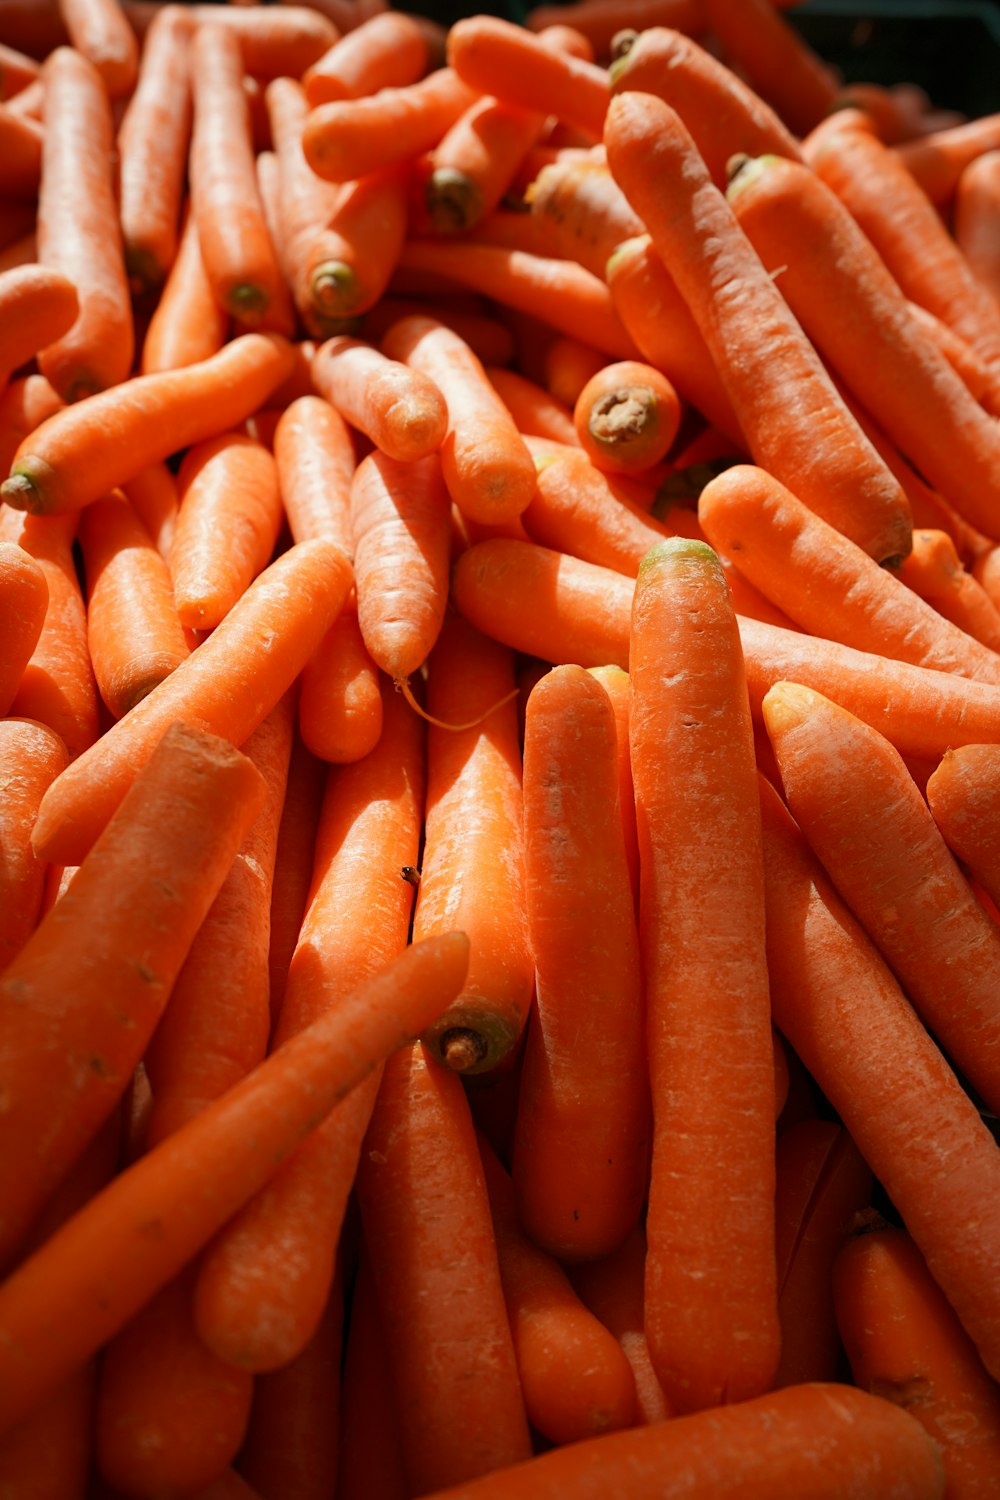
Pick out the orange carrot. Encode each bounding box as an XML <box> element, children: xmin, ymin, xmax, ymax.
<box><xmin>302</xmin><ymin>66</ymin><xmax>477</xmax><ymax>184</ymax></box>
<box><xmin>573</xmin><ymin>357</ymin><xmax>682</xmax><ymax>475</ymax></box>
<box><xmin>512</xmin><ymin>663</ymin><xmax>648</xmax><ymax>1261</ymax></box>
<box><xmin>266</xmin><ymin>729</ymin><xmax>325</xmax><ymax>1029</ymax></box>
<box><xmin>896</xmin><ymin>111</ymin><xmax>1000</xmax><ymax>207</ymax></box>
<box><xmin>2</xmin><ymin>332</ymin><xmax>295</xmax><ymax>516</ymax></box>
<box><xmin>361</xmin><ymin>295</ymin><xmax>516</xmax><ymax>368</ymax></box>
<box><xmin>485</xmin><ymin>365</ymin><xmax>580</xmax><ymax>446</ymax></box>
<box><xmin>542</xmin><ymin>332</ymin><xmax>618</xmax><ymax>409</ymax></box>
<box><xmin>0</xmin><ymin>100</ymin><xmax>42</xmax><ymax>198</ymax></box>
<box><xmin>423</xmin><ymin>92</ymin><xmax>548</xmax><ymax>236</ymax></box>
<box><xmin>699</xmin><ymin>0</ymin><xmax>838</xmax><ymax>136</ymax></box>
<box><xmin>123</xmin><ymin>460</ymin><xmax>179</xmax><ymax>560</ymax></box>
<box><xmin>36</xmin><ymin>46</ymin><xmax>133</xmax><ymax>401</ymax></box>
<box><xmin>954</xmin><ymin>150</ymin><xmax>1000</xmax><ymax>311</ymax></box>
<box><xmin>588</xmin><ymin>661</ymin><xmax>639</xmax><ymax>902</ymax></box>
<box><xmin>0</xmin><ymin>265</ymin><xmax>79</xmax><ymax>388</ymax></box>
<box><xmin>170</xmin><ymin>431</ymin><xmax>284</xmax><ymax>631</ymax></box>
<box><xmin>140</xmin><ymin>201</ymin><xmax>231</xmax><ymax>377</ymax></box>
<box><xmin>57</xmin><ymin>0</ymin><xmax>138</xmax><ymax>96</ymax></box>
<box><xmin>604</xmin><ymin>92</ymin><xmax>913</xmax><ymax>566</ymax></box>
<box><xmin>0</xmin><ymin>929</ymin><xmax>470</xmax><ymax>1438</ymax></box>
<box><xmin>32</xmin><ymin>538</ymin><xmax>352</xmax><ymax>867</ymax></box>
<box><xmin>273</xmin><ymin>393</ymin><xmax>355</xmax><ymax>554</ymax></box>
<box><xmin>312</xmin><ymin>334</ymin><xmax>448</xmax><ymax>462</ymax></box>
<box><xmin>524</xmin><ymin>0</ymin><xmax>704</xmax><ymax>57</ymax></box>
<box><xmin>144</xmin><ymin>3</ymin><xmax>337</xmax><ymax>80</ymax></box>
<box><xmin>631</xmin><ymin>537</ymin><xmax>779</xmax><ymax>1414</ymax></box>
<box><xmin>448</xmin><ymin>14</ymin><xmax>609</xmax><ymax>142</ymax></box>
<box><xmin>298</xmin><ymin>610</ymin><xmax>383</xmax><ymax>765</ymax></box>
<box><xmin>303</xmin><ymin>9</ymin><xmax>429</xmax><ymax>107</ymax></box>
<box><xmin>0</xmin><ymin>538</ymin><xmax>48</xmax><ymax>715</ymax></box>
<box><xmin>523</xmin><ymin>155</ymin><xmax>645</xmax><ymax>278</ymax></box>
<box><xmin>896</xmin><ymin>528</ymin><xmax>1000</xmax><ymax>652</ymax></box>
<box><xmin>0</xmin><ymin>717</ymin><xmax>68</xmax><ymax>968</ymax></box>
<box><xmin>926</xmin><ymin>743</ymin><xmax>1000</xmax><ymax>912</ymax></box>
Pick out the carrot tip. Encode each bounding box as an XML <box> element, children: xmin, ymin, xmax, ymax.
<box><xmin>425</xmin><ymin>168</ymin><xmax>483</xmax><ymax>235</ymax></box>
<box><xmin>311</xmin><ymin>262</ymin><xmax>358</xmax><ymax>316</ymax></box>
<box><xmin>227</xmin><ymin>284</ymin><xmax>271</xmax><ymax>320</ymax></box>
<box><xmin>638</xmin><ymin>536</ymin><xmax>719</xmax><ymax>573</ymax></box>
<box><xmin>0</xmin><ymin>472</ymin><xmax>40</xmax><ymax>513</ymax></box>
<box><xmin>438</xmin><ymin>1026</ymin><xmax>489</xmax><ymax>1072</ymax></box>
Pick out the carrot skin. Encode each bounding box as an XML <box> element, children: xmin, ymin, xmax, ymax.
<box><xmin>0</xmin><ymin>717</ymin><xmax>68</xmax><ymax>969</ymax></box>
<box><xmin>0</xmin><ymin>539</ymin><xmax>48</xmax><ymax>715</ymax></box>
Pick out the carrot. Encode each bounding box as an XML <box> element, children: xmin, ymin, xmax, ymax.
<box><xmin>0</xmin><ymin>539</ymin><xmax>48</xmax><ymax>715</ymax></box>
<box><xmin>335</xmin><ymin>1249</ymin><xmax>408</xmax><ymax>1500</ymax></box>
<box><xmin>116</xmin><ymin>3</ymin><xmax>194</xmax><ymax>295</ymax></box>
<box><xmin>192</xmin><ymin>679</ymin><xmax>424</xmax><ymax>1372</ymax></box>
<box><xmin>170</xmin><ymin>431</ymin><xmax>284</xmax><ymax>631</ymax></box>
<box><xmin>312</xmin><ymin>334</ymin><xmax>448</xmax><ymax>462</ymax></box>
<box><xmin>361</xmin><ymin>296</ymin><xmax>516</xmax><ymax>368</ymax></box>
<box><xmin>758</xmin><ymin>770</ymin><xmax>1000</xmax><ymax>1386</ymax></box>
<box><xmin>379</xmin><ymin>313</ymin><xmax>537</xmax><ymax>526</ymax></box>
<box><xmin>0</xmin><ymin>720</ymin><xmax>268</xmax><ymax>1275</ymax></box>
<box><xmin>140</xmin><ymin>201</ymin><xmax>231</xmax><ymax>376</ymax></box>
<box><xmin>926</xmin><ymin>742</ymin><xmax>1000</xmax><ymax>909</ymax></box>
<box><xmin>479</xmin><ymin>1135</ymin><xmax>639</xmax><ymax>1445</ymax></box>
<box><xmin>834</xmin><ymin>1220</ymin><xmax>1000</xmax><ymax>1498</ymax></box>
<box><xmin>485</xmin><ymin>365</ymin><xmax>579</xmax><ymax>447</ymax></box>
<box><xmin>0</xmin><ymin>717</ymin><xmax>67</xmax><ymax>969</ymax></box>
<box><xmin>0</xmin><ymin>509</ymin><xmax>100</xmax><ymax>761</ymax></box>
<box><xmin>511</xmin><ymin>663</ymin><xmax>648</xmax><ymax>1262</ymax></box>
<box><xmin>355</xmin><ymin>1042</ymin><xmax>532</xmax><ymax>1494</ymax></box>
<box><xmin>0</xmin><ymin>265</ymin><xmax>79</xmax><ymax>388</ymax></box>
<box><xmin>772</xmin><ymin>1119</ymin><xmax>872</xmax><ymax>1388</ymax></box>
<box><xmin>302</xmin><ymin>66</ymin><xmax>476</xmax><ymax>184</ymax></box>
<box><xmin>523</xmin><ymin>156</ymin><xmax>644</xmax><ymax>280</ymax></box>
<box><xmin>423</xmin><ymin>92</ymin><xmax>548</xmax><ymax>236</ymax></box>
<box><xmin>132</xmin><ymin>2</ymin><xmax>338</xmax><ymax>80</ymax></box>
<box><xmin>411</xmin><ymin>613</ymin><xmax>535</xmax><ymax>1074</ymax></box>
<box><xmin>2</xmin><ymin>75</ymin><xmax>42</xmax><ymax>121</ymax></box>
<box><xmin>609</xmin><ymin>24</ymin><xmax>802</xmax><ymax>188</ymax></box>
<box><xmin>32</xmin><ymin>538</ymin><xmax>352</xmax><ymax>867</ymax></box>
<box><xmin>35</xmin><ymin>47</ymin><xmax>133</xmax><ymax>402</ymax></box>
<box><xmin>266</xmin><ymin>729</ymin><xmax>325</xmax><ymax>1029</ymax></box>
<box><xmin>698</xmin><ymin>465</ymin><xmax>1000</xmax><ymax>684</ymax></box>
<box><xmin>895</xmin><ymin>111</ymin><xmax>1000</xmax><ymax>208</ymax></box>
<box><xmin>587</xmin><ymin>661</ymin><xmax>639</xmax><ymax>903</ymax></box>
<box><xmin>573</xmin><ymin>357</ymin><xmax>681</xmax><ymax>475</ymax></box>
<box><xmin>448</xmin><ymin>14</ymin><xmax>609</xmax><ymax>142</ymax></box>
<box><xmin>188</xmin><ymin>22</ymin><xmax>284</xmax><ymax>326</ymax></box>
<box><xmin>0</xmin><ymin>39</ymin><xmax>39</xmax><ymax>101</ymax></box>
<box><xmin>2</xmin><ymin>331</ymin><xmax>295</xmax><ymax>516</ymax></box>
<box><xmin>902</xmin><ymin>302</ymin><xmax>995</xmax><ymax>411</ymax></box>
<box><xmin>540</xmin><ymin>333</ymin><xmax>615</xmax><ymax>413</ymax></box>
<box><xmin>298</xmin><ymin>609</ymin><xmax>383</xmax><ymax>764</ymax></box>
<box><xmin>954</xmin><ymin>150</ymin><xmax>1000</xmax><ymax>311</ymax></box>
<box><xmin>630</xmin><ymin>537</ymin><xmax>779</xmax><ymax>1413</ymax></box>
<box><xmin>349</xmin><ymin>448</ymin><xmax>451</xmax><ymax>685</ymax></box>
<box><xmin>605</xmin><ymin>93</ymin><xmax>913</xmax><ymax>566</ymax></box>
<box><xmin>0</xmin><ymin>929</ymin><xmax>470</xmax><ymax>1438</ymax></box>
<box><xmin>303</xmin><ymin>9</ymin><xmax>429</xmax><ymax>107</ymax></box>
<box><xmin>398</xmin><ymin>237</ymin><xmax>641</xmax><ymax>361</ymax></box>
<box><xmin>308</xmin><ymin>167</ymin><xmax>411</xmax><ymax>323</ymax></box>
<box><xmin>0</xmin><ymin>100</ymin><xmax>42</xmax><ymax>198</ymax></box>
<box><xmin>896</xmin><ymin>528</ymin><xmax>1000</xmax><ymax>653</ymax></box>
<box><xmin>726</xmin><ymin>151</ymin><xmax>1000</xmax><ymax>541</ymax></box>
<box><xmin>698</xmin><ymin>0</ymin><xmax>838</xmax><ymax>136</ymax></box>
<box><xmin>123</xmin><ymin>460</ymin><xmax>179</xmax><ymax>561</ymax></box>
<box><xmin>524</xmin><ymin>0</ymin><xmax>704</xmax><ymax>57</ymax></box>
<box><xmin>272</xmin><ymin>393</ymin><xmax>354</xmax><ymax>558</ymax></box>
<box><xmin>57</xmin><ymin>0</ymin><xmax>138</xmax><ymax>97</ymax></box>
<box><xmin>78</xmin><ymin>492</ymin><xmax>189</xmax><ymax>719</ymax></box>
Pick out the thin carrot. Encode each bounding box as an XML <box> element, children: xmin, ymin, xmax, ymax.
<box><xmin>355</xmin><ymin>1042</ymin><xmax>532</xmax><ymax>1494</ymax></box>
<box><xmin>411</xmin><ymin>612</ymin><xmax>535</xmax><ymax>1074</ymax></box>
<box><xmin>298</xmin><ymin>610</ymin><xmax>383</xmax><ymax>765</ymax></box>
<box><xmin>895</xmin><ymin>111</ymin><xmax>1000</xmax><ymax>207</ymax></box>
<box><xmin>954</xmin><ymin>150</ymin><xmax>1000</xmax><ymax>311</ymax></box>
<box><xmin>834</xmin><ymin>1220</ymin><xmax>1000</xmax><ymax>1498</ymax></box>
<box><xmin>698</xmin><ymin>0</ymin><xmax>838</xmax><ymax>136</ymax></box>
<box><xmin>485</xmin><ymin>365</ymin><xmax>579</xmax><ymax>447</ymax></box>
<box><xmin>896</xmin><ymin>528</ymin><xmax>1000</xmax><ymax>653</ymax></box>
<box><xmin>758</xmin><ymin>770</ymin><xmax>1000</xmax><ymax>1386</ymax></box>
<box><xmin>604</xmin><ymin>92</ymin><xmax>913</xmax><ymax>566</ymax></box>
<box><xmin>140</xmin><ymin>201</ymin><xmax>231</xmax><ymax>377</ymax></box>
<box><xmin>303</xmin><ymin>9</ymin><xmax>429</xmax><ymax>107</ymax></box>
<box><xmin>0</xmin><ymin>538</ymin><xmax>48</xmax><ymax>715</ymax></box>
<box><xmin>0</xmin><ymin>929</ymin><xmax>470</xmax><ymax>1439</ymax></box>
<box><xmin>266</xmin><ymin>729</ymin><xmax>325</xmax><ymax>1030</ymax></box>
<box><xmin>170</xmin><ymin>431</ymin><xmax>284</xmax><ymax>631</ymax></box>
<box><xmin>0</xmin><ymin>717</ymin><xmax>67</xmax><ymax>969</ymax></box>
<box><xmin>573</xmin><ymin>357</ymin><xmax>682</xmax><ymax>475</ymax></box>
<box><xmin>2</xmin><ymin>76</ymin><xmax>42</xmax><ymax>121</ymax></box>
<box><xmin>609</xmin><ymin>24</ymin><xmax>802</xmax><ymax>187</ymax></box>
<box><xmin>302</xmin><ymin>67</ymin><xmax>477</xmax><ymax>184</ymax></box>
<box><xmin>273</xmin><ymin>393</ymin><xmax>355</xmax><ymax>554</ymax></box>
<box><xmin>131</xmin><ymin>2</ymin><xmax>338</xmax><ymax>80</ymax></box>
<box><xmin>123</xmin><ymin>460</ymin><xmax>179</xmax><ymax>561</ymax></box>
<box><xmin>380</xmin><ymin>313</ymin><xmax>537</xmax><ymax>526</ymax></box>
<box><xmin>0</xmin><ymin>265</ymin><xmax>79</xmax><ymax>388</ymax></box>
<box><xmin>2</xmin><ymin>331</ymin><xmax>296</xmax><ymax>516</ymax></box>
<box><xmin>512</xmin><ymin>663</ymin><xmax>648</xmax><ymax>1262</ymax></box>
<box><xmin>32</xmin><ymin>538</ymin><xmax>352</xmax><ymax>868</ymax></box>
<box><xmin>901</xmin><ymin>301</ymin><xmax>995</xmax><ymax>411</ymax></box>
<box><xmin>116</xmin><ymin>4</ymin><xmax>194</xmax><ymax>295</ymax></box>
<box><xmin>523</xmin><ymin>156</ymin><xmax>644</xmax><ymax>280</ymax></box>
<box><xmin>78</xmin><ymin>492</ymin><xmax>189</xmax><ymax>719</ymax></box>
<box><xmin>36</xmin><ymin>46</ymin><xmax>133</xmax><ymax>401</ymax></box>
<box><xmin>312</xmin><ymin>334</ymin><xmax>448</xmax><ymax>462</ymax></box>
<box><xmin>192</xmin><ymin>680</ymin><xmax>424</xmax><ymax>1373</ymax></box>
<box><xmin>631</xmin><ymin>537</ymin><xmax>779</xmax><ymax>1413</ymax></box>
<box><xmin>0</xmin><ymin>39</ymin><xmax>39</xmax><ymax>101</ymax></box>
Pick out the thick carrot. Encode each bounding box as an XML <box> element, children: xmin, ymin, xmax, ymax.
<box><xmin>170</xmin><ymin>431</ymin><xmax>284</xmax><ymax>631</ymax></box>
<box><xmin>697</xmin><ymin>465</ymin><xmax>1000</xmax><ymax>683</ymax></box>
<box><xmin>140</xmin><ymin>201</ymin><xmax>231</xmax><ymax>377</ymax></box>
<box><xmin>2</xmin><ymin>332</ymin><xmax>295</xmax><ymax>516</ymax></box>
<box><xmin>605</xmin><ymin>92</ymin><xmax>913</xmax><ymax>566</ymax></box>
<box><xmin>380</xmin><ymin>313</ymin><xmax>537</xmax><ymax>526</ymax></box>
<box><xmin>758</xmin><ymin>770</ymin><xmax>1000</xmax><ymax>1385</ymax></box>
<box><xmin>897</xmin><ymin>528</ymin><xmax>1000</xmax><ymax>653</ymax></box>
<box><xmin>312</xmin><ymin>334</ymin><xmax>448</xmax><ymax>462</ymax></box>
<box><xmin>0</xmin><ymin>717</ymin><xmax>67</xmax><ymax>968</ymax></box>
<box><xmin>193</xmin><ymin>680</ymin><xmax>424</xmax><ymax>1372</ymax></box>
<box><xmin>511</xmin><ymin>663</ymin><xmax>648</xmax><ymax>1262</ymax></box>
<box><xmin>609</xmin><ymin>24</ymin><xmax>802</xmax><ymax>187</ymax></box>
<box><xmin>926</xmin><ymin>743</ymin><xmax>1000</xmax><ymax>911</ymax></box>
<box><xmin>302</xmin><ymin>67</ymin><xmax>476</xmax><ymax>184</ymax></box>
<box><xmin>573</xmin><ymin>357</ymin><xmax>682</xmax><ymax>475</ymax></box>
<box><xmin>0</xmin><ymin>538</ymin><xmax>48</xmax><ymax>715</ymax></box>
<box><xmin>355</xmin><ymin>1042</ymin><xmax>532</xmax><ymax>1494</ymax></box>
<box><xmin>523</xmin><ymin>155</ymin><xmax>645</xmax><ymax>279</ymax></box>
<box><xmin>303</xmin><ymin>9</ymin><xmax>429</xmax><ymax>107</ymax></box>
<box><xmin>298</xmin><ymin>611</ymin><xmax>382</xmax><ymax>766</ymax></box>
<box><xmin>132</xmin><ymin>3</ymin><xmax>337</xmax><ymax>80</ymax></box>
<box><xmin>0</xmin><ymin>929</ymin><xmax>470</xmax><ymax>1438</ymax></box>
<box><xmin>485</xmin><ymin>366</ymin><xmax>579</xmax><ymax>447</ymax></box>
<box><xmin>834</xmin><ymin>1221</ymin><xmax>1000</xmax><ymax>1498</ymax></box>
<box><xmin>703</xmin><ymin>0</ymin><xmax>838</xmax><ymax>134</ymax></box>
<box><xmin>448</xmin><ymin>14</ymin><xmax>609</xmax><ymax>142</ymax></box>
<box><xmin>411</xmin><ymin>613</ymin><xmax>535</xmax><ymax>1074</ymax></box>
<box><xmin>32</xmin><ymin>538</ymin><xmax>352</xmax><ymax>867</ymax></box>
<box><xmin>631</xmin><ymin>537</ymin><xmax>779</xmax><ymax>1413</ymax></box>
<box><xmin>36</xmin><ymin>46</ymin><xmax>133</xmax><ymax>401</ymax></box>
<box><xmin>954</xmin><ymin>150</ymin><xmax>1000</xmax><ymax>310</ymax></box>
<box><xmin>896</xmin><ymin>111</ymin><xmax>1000</xmax><ymax>208</ymax></box>
<box><xmin>273</xmin><ymin>393</ymin><xmax>355</xmax><ymax>554</ymax></box>
<box><xmin>0</xmin><ymin>265</ymin><xmax>79</xmax><ymax>388</ymax></box>
<box><xmin>57</xmin><ymin>0</ymin><xmax>138</xmax><ymax>96</ymax></box>
<box><xmin>116</xmin><ymin>4</ymin><xmax>193</xmax><ymax>295</ymax></box>
<box><xmin>423</xmin><ymin>93</ymin><xmax>548</xmax><ymax>236</ymax></box>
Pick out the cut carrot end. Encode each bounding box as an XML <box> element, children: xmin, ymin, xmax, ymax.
<box><xmin>638</xmin><ymin>536</ymin><xmax>718</xmax><ymax>574</ymax></box>
<box><xmin>227</xmin><ymin>284</ymin><xmax>270</xmax><ymax>320</ymax></box>
<box><xmin>311</xmin><ymin>262</ymin><xmax>359</xmax><ymax>316</ymax></box>
<box><xmin>761</xmin><ymin>680</ymin><xmax>820</xmax><ymax>734</ymax></box>
<box><xmin>0</xmin><ymin>472</ymin><xmax>42</xmax><ymax>513</ymax></box>
<box><xmin>438</xmin><ymin>1026</ymin><xmax>489</xmax><ymax>1072</ymax></box>
<box><xmin>395</xmin><ymin>675</ymin><xmax>520</xmax><ymax>732</ymax></box>
<box><xmin>587</xmin><ymin>387</ymin><xmax>658</xmax><ymax>450</ymax></box>
<box><xmin>425</xmin><ymin>168</ymin><xmax>483</xmax><ymax>235</ymax></box>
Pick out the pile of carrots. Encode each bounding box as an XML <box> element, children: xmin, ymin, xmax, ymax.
<box><xmin>5</xmin><ymin>0</ymin><xmax>1000</xmax><ymax>1494</ymax></box>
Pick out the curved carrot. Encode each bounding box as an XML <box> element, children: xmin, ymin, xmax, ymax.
<box><xmin>79</xmin><ymin>492</ymin><xmax>190</xmax><ymax>718</ymax></box>
<box><xmin>189</xmin><ymin>23</ymin><xmax>283</xmax><ymax>325</ymax></box>
<box><xmin>32</xmin><ymin>538</ymin><xmax>352</xmax><ymax>867</ymax></box>
<box><xmin>312</xmin><ymin>334</ymin><xmax>448</xmax><ymax>462</ymax></box>
<box><xmin>140</xmin><ymin>201</ymin><xmax>231</xmax><ymax>377</ymax></box>
<box><xmin>2</xmin><ymin>331</ymin><xmax>295</xmax><ymax>516</ymax></box>
<box><xmin>116</xmin><ymin>5</ymin><xmax>193</xmax><ymax>295</ymax></box>
<box><xmin>0</xmin><ymin>538</ymin><xmax>47</xmax><ymax>715</ymax></box>
<box><xmin>302</xmin><ymin>67</ymin><xmax>476</xmax><ymax>184</ymax></box>
<box><xmin>298</xmin><ymin>610</ymin><xmax>383</xmax><ymax>765</ymax></box>
<box><xmin>896</xmin><ymin>111</ymin><xmax>1000</xmax><ymax>208</ymax></box>
<box><xmin>57</xmin><ymin>0</ymin><xmax>138</xmax><ymax>96</ymax></box>
<box><xmin>0</xmin><ymin>929</ymin><xmax>470</xmax><ymax>1439</ymax></box>
<box><xmin>303</xmin><ymin>9</ymin><xmax>429</xmax><ymax>106</ymax></box>
<box><xmin>0</xmin><ymin>100</ymin><xmax>41</xmax><ymax>198</ymax></box>
<box><xmin>170</xmin><ymin>431</ymin><xmax>284</xmax><ymax>631</ymax></box>
<box><xmin>631</xmin><ymin>537</ymin><xmax>779</xmax><ymax>1414</ymax></box>
<box><xmin>0</xmin><ymin>717</ymin><xmax>67</xmax><ymax>969</ymax></box>
<box><xmin>573</xmin><ymin>357</ymin><xmax>682</xmax><ymax>475</ymax></box>
<box><xmin>448</xmin><ymin>14</ymin><xmax>609</xmax><ymax>142</ymax></box>
<box><xmin>36</xmin><ymin>46</ymin><xmax>133</xmax><ymax>401</ymax></box>
<box><xmin>0</xmin><ymin>264</ymin><xmax>79</xmax><ymax>388</ymax></box>
<box><xmin>926</xmin><ymin>743</ymin><xmax>1000</xmax><ymax>911</ymax></box>
<box><xmin>897</xmin><ymin>529</ymin><xmax>1000</xmax><ymax>653</ymax></box>
<box><xmin>511</xmin><ymin>663</ymin><xmax>648</xmax><ymax>1262</ymax></box>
